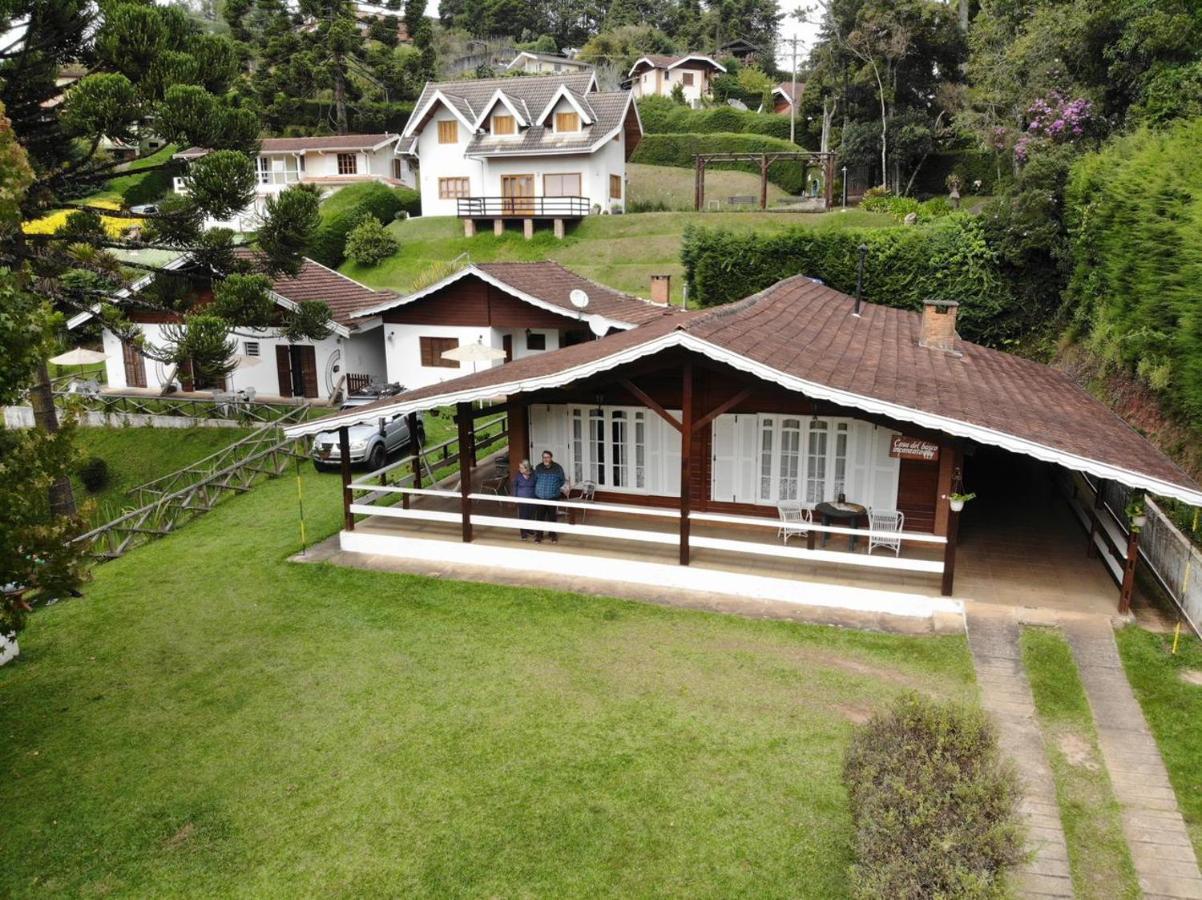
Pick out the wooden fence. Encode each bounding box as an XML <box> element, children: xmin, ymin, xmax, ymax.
<box><xmin>73</xmin><ymin>408</ymin><xmax>311</xmax><ymax>562</ymax></box>
<box><xmin>53</xmin><ymin>390</ymin><xmax>320</xmax><ymax>425</ymax></box>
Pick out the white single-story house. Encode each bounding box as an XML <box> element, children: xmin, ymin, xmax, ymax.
<box><xmin>628</xmin><ymin>54</ymin><xmax>726</xmax><ymax>107</ymax></box>
<box><xmin>395</xmin><ymin>73</ymin><xmax>641</xmax><ymax>229</ymax></box>
<box><xmin>174</xmin><ymin>134</ymin><xmax>414</xmax><ymax>231</ymax></box>
<box><xmin>349</xmin><ymin>261</ymin><xmax>679</xmax><ymax>390</ymax></box>
<box><xmin>505</xmin><ymin>51</ymin><xmax>592</xmax><ymax>75</ymax></box>
<box><xmin>70</xmin><ymin>253</ymin><xmax>394</xmax><ymax>403</ymax></box>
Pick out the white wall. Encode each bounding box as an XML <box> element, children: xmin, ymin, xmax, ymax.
<box><xmin>102</xmin><ymin>324</ymin><xmax>386</xmax><ymax>402</ymax></box>
<box><xmin>382</xmin><ymin>323</ymin><xmax>561</xmax><ymax>389</ymax></box>
<box><xmin>415</xmin><ymin>111</ymin><xmax>480</xmax><ymax>217</ymax></box>
<box><xmin>632</xmin><ymin>65</ymin><xmax>712</xmax><ymax>105</ymax></box>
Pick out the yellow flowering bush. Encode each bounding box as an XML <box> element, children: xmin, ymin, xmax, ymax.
<box><xmin>23</xmin><ymin>198</ymin><xmax>141</xmax><ymax>237</ymax></box>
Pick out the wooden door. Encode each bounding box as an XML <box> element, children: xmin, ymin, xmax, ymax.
<box><xmin>121</xmin><ymin>341</ymin><xmax>146</xmax><ymax>388</ymax></box>
<box><xmin>275</xmin><ymin>345</ymin><xmax>293</xmax><ymax>398</ymax></box>
<box><xmin>502</xmin><ymin>175</ymin><xmax>535</xmax><ymax>215</ymax></box>
<box><xmin>295</xmin><ymin>346</ymin><xmax>319</xmax><ymax>398</ymax></box>
<box><xmin>502</xmin><ymin>334</ymin><xmax>513</xmax><ymax>362</ymax></box>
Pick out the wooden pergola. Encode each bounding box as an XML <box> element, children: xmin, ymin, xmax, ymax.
<box><xmin>693</xmin><ymin>151</ymin><xmax>837</xmax><ymax>211</ymax></box>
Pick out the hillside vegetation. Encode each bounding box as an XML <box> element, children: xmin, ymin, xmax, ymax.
<box><xmin>340</xmin><ymin>207</ymin><xmax>894</xmax><ymax>303</ymax></box>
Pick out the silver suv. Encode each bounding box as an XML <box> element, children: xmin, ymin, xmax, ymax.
<box><xmin>312</xmin><ymin>386</ymin><xmax>424</xmax><ymax>472</ymax></box>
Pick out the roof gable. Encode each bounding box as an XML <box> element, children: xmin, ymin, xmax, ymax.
<box><xmin>472</xmin><ymin>88</ymin><xmax>531</xmax><ymax>130</ymax></box>
<box><xmin>534</xmin><ymin>83</ymin><xmax>595</xmax><ymax>126</ymax></box>
<box><xmin>628</xmin><ymin>54</ymin><xmax>727</xmax><ymax>76</ymax></box>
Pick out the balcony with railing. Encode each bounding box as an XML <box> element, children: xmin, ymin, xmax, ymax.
<box><xmin>456</xmin><ymin>196</ymin><xmax>591</xmax><ymax>219</ymax></box>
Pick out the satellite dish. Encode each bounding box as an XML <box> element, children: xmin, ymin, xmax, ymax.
<box><xmin>588</xmin><ymin>314</ymin><xmax>611</xmax><ymax>337</ymax></box>
<box><xmin>569</xmin><ymin>288</ymin><xmax>590</xmax><ymax>309</ymax></box>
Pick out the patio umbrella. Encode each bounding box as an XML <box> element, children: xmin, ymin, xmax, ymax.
<box><xmin>49</xmin><ymin>347</ymin><xmax>108</xmax><ymax>366</ymax></box>
<box><xmin>441</xmin><ymin>340</ymin><xmax>507</xmax><ymax>374</ymax></box>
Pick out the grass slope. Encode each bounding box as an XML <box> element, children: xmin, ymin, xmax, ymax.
<box><xmin>341</xmin><ymin>205</ymin><xmax>892</xmax><ymax>304</ymax></box>
<box><xmin>1</xmin><ymin>463</ymin><xmax>975</xmax><ymax>897</ymax></box>
<box><xmin>628</xmin><ymin>162</ymin><xmax>792</xmax><ymax>211</ymax></box>
<box><xmin>1117</xmin><ymin>626</ymin><xmax>1202</xmax><ymax>856</ymax></box>
<box><xmin>1021</xmin><ymin>627</ymin><xmax>1139</xmax><ymax>899</ymax></box>
<box><xmin>72</xmin><ymin>426</ymin><xmax>252</xmax><ymax>524</ymax></box>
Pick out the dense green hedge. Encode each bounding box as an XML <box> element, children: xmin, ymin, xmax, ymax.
<box><xmin>311</xmin><ymin>182</ymin><xmax>420</xmax><ymax>267</ymax></box>
<box><xmin>682</xmin><ymin>214</ymin><xmax>1022</xmax><ymax>343</ymax></box>
<box><xmin>637</xmin><ymin>96</ymin><xmax>797</xmax><ymax>141</ymax></box>
<box><xmin>1065</xmin><ymin>118</ymin><xmax>1202</xmax><ymax>419</ymax></box>
<box><xmin>632</xmin><ymin>132</ymin><xmax>812</xmax><ymax>193</ymax></box>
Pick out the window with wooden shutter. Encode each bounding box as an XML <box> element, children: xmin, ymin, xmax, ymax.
<box><xmin>437</xmin><ymin>120</ymin><xmax>458</xmax><ymax>143</ymax></box>
<box><xmin>554</xmin><ymin>111</ymin><xmax>579</xmax><ymax>132</ymax></box>
<box><xmin>419</xmin><ymin>336</ymin><xmax>459</xmax><ymax>368</ymax></box>
<box><xmin>438</xmin><ymin>177</ymin><xmax>470</xmax><ymax>199</ymax></box>
<box><xmin>543</xmin><ymin>173</ymin><xmax>581</xmax><ymax>196</ymax></box>
<box><xmin>492</xmin><ymin>114</ymin><xmax>515</xmax><ymax>135</ymax></box>
<box><xmin>337</xmin><ymin>153</ymin><xmax>357</xmax><ymax>175</ymax></box>
<box><xmin>609</xmin><ymin>174</ymin><xmax>622</xmax><ymax>199</ymax></box>
<box><xmin>682</xmin><ymin>72</ymin><xmax>695</xmax><ymax>86</ymax></box>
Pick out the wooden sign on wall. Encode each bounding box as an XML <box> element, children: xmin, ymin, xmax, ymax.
<box><xmin>890</xmin><ymin>434</ymin><xmax>940</xmax><ymax>462</ymax></box>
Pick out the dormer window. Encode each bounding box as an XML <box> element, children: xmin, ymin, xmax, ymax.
<box><xmin>492</xmin><ymin>114</ymin><xmax>515</xmax><ymax>136</ymax></box>
<box><xmin>555</xmin><ymin>112</ymin><xmax>580</xmax><ymax>132</ymax></box>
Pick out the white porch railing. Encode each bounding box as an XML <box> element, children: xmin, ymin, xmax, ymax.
<box><xmin>346</xmin><ymin>482</ymin><xmax>948</xmax><ymax>579</ymax></box>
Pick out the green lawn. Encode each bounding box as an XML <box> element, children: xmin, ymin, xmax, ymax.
<box><xmin>1</xmin><ymin>459</ymin><xmax>977</xmax><ymax>897</ymax></box>
<box><xmin>341</xmin><ymin>206</ymin><xmax>893</xmax><ymax>304</ymax></box>
<box><xmin>628</xmin><ymin>162</ymin><xmax>793</xmax><ymax>211</ymax></box>
<box><xmin>72</xmin><ymin>426</ymin><xmax>252</xmax><ymax>524</ymax></box>
<box><xmin>1021</xmin><ymin>627</ymin><xmax>1139</xmax><ymax>899</ymax></box>
<box><xmin>1117</xmin><ymin>625</ymin><xmax>1202</xmax><ymax>857</ymax></box>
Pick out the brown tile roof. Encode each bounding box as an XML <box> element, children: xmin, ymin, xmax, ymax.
<box><xmin>233</xmin><ymin>250</ymin><xmax>397</xmax><ymax>327</ymax></box>
<box><xmin>411</xmin><ymin>73</ymin><xmax>596</xmax><ymax>126</ymax></box>
<box><xmin>629</xmin><ymin>54</ymin><xmax>726</xmax><ymax>74</ymax></box>
<box><xmin>176</xmin><ymin>134</ymin><xmax>398</xmax><ymax>159</ymax></box>
<box><xmin>352</xmin><ymin>261</ymin><xmax>680</xmax><ymax>328</ymax></box>
<box><xmin>293</xmin><ymin>274</ymin><xmax>1202</xmax><ymax>502</ymax></box>
<box><xmin>465</xmin><ymin>91</ymin><xmax>632</xmax><ymax>156</ymax></box>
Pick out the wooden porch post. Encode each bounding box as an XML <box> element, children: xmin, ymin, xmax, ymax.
<box><xmin>405</xmin><ymin>411</ymin><xmax>420</xmax><ymax>510</ymax></box>
<box><xmin>679</xmin><ymin>363</ymin><xmax>694</xmax><ymax>565</ymax></box>
<box><xmin>456</xmin><ymin>402</ymin><xmax>473</xmax><ymax>543</ymax></box>
<box><xmin>941</xmin><ymin>504</ymin><xmax>959</xmax><ymax>596</ymax></box>
<box><xmin>338</xmin><ymin>425</ymin><xmax>354</xmax><ymax>531</ymax></box>
<box><xmin>1087</xmin><ymin>478</ymin><xmax>1106</xmax><ymax>558</ymax></box>
<box><xmin>1119</xmin><ymin>526</ymin><xmax>1140</xmax><ymax>614</ymax></box>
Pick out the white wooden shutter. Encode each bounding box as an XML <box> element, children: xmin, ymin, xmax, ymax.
<box><xmin>846</xmin><ymin>420</ymin><xmax>872</xmax><ymax>506</ymax></box>
<box><xmin>711</xmin><ymin>414</ymin><xmax>737</xmax><ymax>502</ymax></box>
<box><xmin>867</xmin><ymin>425</ymin><xmax>901</xmax><ymax>513</ymax></box>
<box><xmin>528</xmin><ymin>404</ymin><xmax>569</xmax><ymax>471</ymax></box>
<box><xmin>735</xmin><ymin>414</ymin><xmax>760</xmax><ymax>503</ymax></box>
<box><xmin>660</xmin><ymin>410</ymin><xmax>681</xmax><ymax>497</ymax></box>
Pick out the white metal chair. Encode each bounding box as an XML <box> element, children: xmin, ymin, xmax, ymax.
<box><xmin>777</xmin><ymin>502</ymin><xmax>813</xmax><ymax>545</ymax></box>
<box><xmin>560</xmin><ymin>480</ymin><xmax>597</xmax><ymax>522</ymax></box>
<box><xmin>867</xmin><ymin>508</ymin><xmax>904</xmax><ymax>556</ymax></box>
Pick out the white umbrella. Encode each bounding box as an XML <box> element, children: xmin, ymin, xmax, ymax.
<box><xmin>49</xmin><ymin>347</ymin><xmax>108</xmax><ymax>366</ymax></box>
<box><xmin>441</xmin><ymin>340</ymin><xmax>507</xmax><ymax>374</ymax></box>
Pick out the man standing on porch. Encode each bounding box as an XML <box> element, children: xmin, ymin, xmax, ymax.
<box><xmin>533</xmin><ymin>450</ymin><xmax>567</xmax><ymax>544</ymax></box>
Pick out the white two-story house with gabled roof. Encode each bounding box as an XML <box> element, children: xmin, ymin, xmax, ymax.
<box><xmin>628</xmin><ymin>54</ymin><xmax>726</xmax><ymax>107</ymax></box>
<box><xmin>396</xmin><ymin>73</ymin><xmax>641</xmax><ymax>237</ymax></box>
<box><xmin>175</xmin><ymin>134</ymin><xmax>415</xmax><ymax>231</ymax></box>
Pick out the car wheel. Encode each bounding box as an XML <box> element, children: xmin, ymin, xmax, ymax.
<box><xmin>367</xmin><ymin>443</ymin><xmax>386</xmax><ymax>471</ymax></box>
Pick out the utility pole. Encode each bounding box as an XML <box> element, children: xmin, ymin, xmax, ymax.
<box><xmin>788</xmin><ymin>36</ymin><xmax>799</xmax><ymax>146</ymax></box>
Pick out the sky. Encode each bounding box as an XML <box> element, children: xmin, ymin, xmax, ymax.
<box><xmin>776</xmin><ymin>3</ymin><xmax>823</xmax><ymax>71</ymax></box>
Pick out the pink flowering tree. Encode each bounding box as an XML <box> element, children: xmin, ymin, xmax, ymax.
<box><xmin>1015</xmin><ymin>93</ymin><xmax>1096</xmax><ymax>162</ymax></box>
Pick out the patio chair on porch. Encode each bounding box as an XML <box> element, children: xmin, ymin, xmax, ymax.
<box><xmin>559</xmin><ymin>480</ymin><xmax>597</xmax><ymax>522</ymax></box>
<box><xmin>777</xmin><ymin>502</ymin><xmax>813</xmax><ymax>544</ymax></box>
<box><xmin>867</xmin><ymin>508</ymin><xmax>904</xmax><ymax>556</ymax></box>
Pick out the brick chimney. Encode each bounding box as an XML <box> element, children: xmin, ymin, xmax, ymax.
<box><xmin>650</xmin><ymin>274</ymin><xmax>671</xmax><ymax>304</ymax></box>
<box><xmin>919</xmin><ymin>300</ymin><xmax>960</xmax><ymax>353</ymax></box>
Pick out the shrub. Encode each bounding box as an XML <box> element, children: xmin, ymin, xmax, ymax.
<box><xmin>843</xmin><ymin>694</ymin><xmax>1026</xmax><ymax>900</ymax></box>
<box><xmin>681</xmin><ymin>215</ymin><xmax>1027</xmax><ymax>343</ymax></box>
<box><xmin>860</xmin><ymin>191</ymin><xmax>954</xmax><ymax>223</ymax></box>
<box><xmin>310</xmin><ymin>182</ymin><xmax>420</xmax><ymax>267</ymax></box>
<box><xmin>637</xmin><ymin>96</ymin><xmax>800</xmax><ymax>143</ymax></box>
<box><xmin>344</xmin><ymin>214</ymin><xmax>399</xmax><ymax>266</ymax></box>
<box><xmin>78</xmin><ymin>456</ymin><xmax>111</xmax><ymax>493</ymax></box>
<box><xmin>632</xmin><ymin>133</ymin><xmax>809</xmax><ymax>193</ymax></box>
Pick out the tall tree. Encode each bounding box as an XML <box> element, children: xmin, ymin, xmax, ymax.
<box><xmin>0</xmin><ymin>1</ymin><xmax>327</xmax><ymax>519</ymax></box>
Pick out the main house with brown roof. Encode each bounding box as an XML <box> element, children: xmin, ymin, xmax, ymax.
<box><xmin>397</xmin><ymin>73</ymin><xmax>641</xmax><ymax>224</ymax></box>
<box><xmin>351</xmin><ymin>261</ymin><xmax>678</xmax><ymax>389</ymax></box>
<box><xmin>174</xmin><ymin>134</ymin><xmax>413</xmax><ymax>232</ymax></box>
<box><xmin>284</xmin><ymin>272</ymin><xmax>1202</xmax><ymax>624</ymax></box>
<box><xmin>75</xmin><ymin>253</ymin><xmax>395</xmax><ymax>402</ymax></box>
<box><xmin>628</xmin><ymin>54</ymin><xmax>726</xmax><ymax>107</ymax></box>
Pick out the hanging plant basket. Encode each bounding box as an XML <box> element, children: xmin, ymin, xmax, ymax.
<box><xmin>949</xmin><ymin>492</ymin><xmax>976</xmax><ymax>513</ymax></box>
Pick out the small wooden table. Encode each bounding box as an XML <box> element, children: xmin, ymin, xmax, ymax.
<box><xmin>814</xmin><ymin>501</ymin><xmax>868</xmax><ymax>551</ymax></box>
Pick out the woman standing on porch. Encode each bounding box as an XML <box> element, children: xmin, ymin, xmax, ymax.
<box><xmin>512</xmin><ymin>460</ymin><xmax>537</xmax><ymax>540</ymax></box>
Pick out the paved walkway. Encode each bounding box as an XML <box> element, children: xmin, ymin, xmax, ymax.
<box><xmin>965</xmin><ymin>609</ymin><xmax>1074</xmax><ymax>898</ymax></box>
<box><xmin>1064</xmin><ymin>618</ymin><xmax>1202</xmax><ymax>900</ymax></box>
